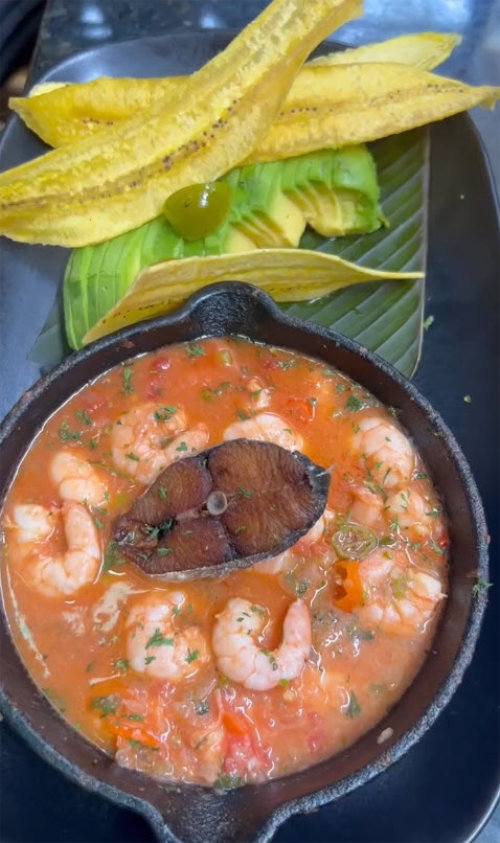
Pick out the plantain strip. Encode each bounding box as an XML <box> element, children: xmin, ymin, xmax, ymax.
<box><xmin>11</xmin><ymin>33</ymin><xmax>460</xmax><ymax>147</ymax></box>
<box><xmin>245</xmin><ymin>63</ymin><xmax>500</xmax><ymax>163</ymax></box>
<box><xmin>307</xmin><ymin>32</ymin><xmax>461</xmax><ymax>70</ymax></box>
<box><xmin>82</xmin><ymin>249</ymin><xmax>422</xmax><ymax>345</ymax></box>
<box><xmin>0</xmin><ymin>0</ymin><xmax>362</xmax><ymax>246</ymax></box>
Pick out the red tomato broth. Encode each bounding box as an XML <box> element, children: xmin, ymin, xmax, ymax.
<box><xmin>0</xmin><ymin>337</ymin><xmax>449</xmax><ymax>787</ymax></box>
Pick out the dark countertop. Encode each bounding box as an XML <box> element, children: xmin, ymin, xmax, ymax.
<box><xmin>1</xmin><ymin>1</ymin><xmax>499</xmax><ymax>842</ymax></box>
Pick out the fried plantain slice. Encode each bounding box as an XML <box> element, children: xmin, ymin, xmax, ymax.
<box><xmin>10</xmin><ymin>34</ymin><xmax>460</xmax><ymax>147</ymax></box>
<box><xmin>307</xmin><ymin>32</ymin><xmax>461</xmax><ymax>70</ymax></box>
<box><xmin>0</xmin><ymin>0</ymin><xmax>362</xmax><ymax>246</ymax></box>
<box><xmin>82</xmin><ymin>248</ymin><xmax>422</xmax><ymax>345</ymax></box>
<box><xmin>245</xmin><ymin>63</ymin><xmax>500</xmax><ymax>163</ymax></box>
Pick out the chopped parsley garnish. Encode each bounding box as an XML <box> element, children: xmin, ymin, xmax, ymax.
<box><xmin>114</xmin><ymin>659</ymin><xmax>129</xmax><ymax>673</ymax></box>
<box><xmin>186</xmin><ymin>344</ymin><xmax>205</xmax><ymax>358</ymax></box>
<box><xmin>103</xmin><ymin>541</ymin><xmax>123</xmax><ymax>572</ymax></box>
<box><xmin>236</xmin><ymin>408</ymin><xmax>250</xmax><ymax>421</ymax></box>
<box><xmin>295</xmin><ymin>579</ymin><xmax>310</xmax><ymax>597</ymax></box>
<box><xmin>429</xmin><ymin>539</ymin><xmax>445</xmax><ymax>556</ymax></box>
<box><xmin>391</xmin><ymin>575</ymin><xmax>408</xmax><ymax>599</ymax></box>
<box><xmin>154</xmin><ymin>405</ymin><xmax>178</xmax><ymax>422</ymax></box>
<box><xmin>238</xmin><ymin>487</ymin><xmax>253</xmax><ymax>498</ymax></box>
<box><xmin>76</xmin><ymin>409</ymin><xmax>93</xmax><ymax>426</ymax></box>
<box><xmin>90</xmin><ymin>694</ymin><xmax>120</xmax><ymax>718</ymax></box>
<box><xmin>423</xmin><ymin>314</ymin><xmax>435</xmax><ymax>331</ymax></box>
<box><xmin>144</xmin><ymin>655</ymin><xmax>156</xmax><ymax>665</ymax></box>
<box><xmin>285</xmin><ymin>572</ymin><xmax>311</xmax><ymax>597</ymax></box>
<box><xmin>157</xmin><ymin>547</ymin><xmax>174</xmax><ymax>556</ymax></box>
<box><xmin>122</xmin><ymin>367</ymin><xmax>134</xmax><ymax>394</ymax></box>
<box><xmin>128</xmin><ymin>738</ymin><xmax>158</xmax><ymax>752</ymax></box>
<box><xmin>126</xmin><ymin>452</ymin><xmax>140</xmax><ymax>461</ymax></box>
<box><xmin>364</xmin><ymin>480</ymin><xmax>386</xmax><ymax>499</ymax></box>
<box><xmin>127</xmin><ymin>713</ymin><xmax>145</xmax><ymax>722</ymax></box>
<box><xmin>94</xmin><ymin>515</ymin><xmax>104</xmax><ymax>530</ymax></box>
<box><xmin>58</xmin><ymin>421</ymin><xmax>81</xmax><ymax>442</ymax></box>
<box><xmin>145</xmin><ymin>628</ymin><xmax>174</xmax><ymax>648</ymax></box>
<box><xmin>214</xmin><ymin>773</ymin><xmax>244</xmax><ymax>791</ymax></box>
<box><xmin>399</xmin><ymin>491</ymin><xmax>410</xmax><ymax>510</ymax></box>
<box><xmin>260</xmin><ymin>649</ymin><xmax>278</xmax><ymax>670</ymax></box>
<box><xmin>158</xmin><ymin>485</ymin><xmax>167</xmax><ymax>500</ymax></box>
<box><xmin>345</xmin><ymin>395</ymin><xmax>364</xmax><ymax>412</ymax></box>
<box><xmin>185</xmin><ymin>649</ymin><xmax>199</xmax><ymax>664</ymax></box>
<box><xmin>278</xmin><ymin>359</ymin><xmax>299</xmax><ymax>371</ymax></box>
<box><xmin>344</xmin><ymin>691</ymin><xmax>362</xmax><ymax>719</ymax></box>
<box><xmin>175</xmin><ymin>441</ymin><xmax>188</xmax><ymax>452</ymax></box>
<box><xmin>472</xmin><ymin>578</ymin><xmax>493</xmax><ymax>597</ymax></box>
<box><xmin>414</xmin><ymin>471</ymin><xmax>428</xmax><ymax>481</ymax></box>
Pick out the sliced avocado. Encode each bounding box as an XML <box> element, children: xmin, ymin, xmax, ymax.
<box><xmin>229</xmin><ymin>160</ymin><xmax>306</xmax><ymax>248</ymax></box>
<box><xmin>64</xmin><ymin>145</ymin><xmax>384</xmax><ymax>349</ymax></box>
<box><xmin>281</xmin><ymin>146</ymin><xmax>383</xmax><ymax>236</ymax></box>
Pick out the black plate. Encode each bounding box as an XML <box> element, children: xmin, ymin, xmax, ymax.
<box><xmin>0</xmin><ymin>30</ymin><xmax>499</xmax><ymax>843</ymax></box>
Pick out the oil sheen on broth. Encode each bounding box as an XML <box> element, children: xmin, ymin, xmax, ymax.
<box><xmin>0</xmin><ymin>338</ymin><xmax>449</xmax><ymax>787</ymax></box>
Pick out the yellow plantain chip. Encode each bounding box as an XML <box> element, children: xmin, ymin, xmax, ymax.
<box><xmin>0</xmin><ymin>0</ymin><xmax>362</xmax><ymax>246</ymax></box>
<box><xmin>11</xmin><ymin>32</ymin><xmax>460</xmax><ymax>148</ymax></box>
<box><xmin>308</xmin><ymin>32</ymin><xmax>461</xmax><ymax>70</ymax></box>
<box><xmin>83</xmin><ymin>249</ymin><xmax>422</xmax><ymax>344</ymax></box>
<box><xmin>12</xmin><ymin>77</ymin><xmax>184</xmax><ymax>147</ymax></box>
<box><xmin>245</xmin><ymin>63</ymin><xmax>500</xmax><ymax>163</ymax></box>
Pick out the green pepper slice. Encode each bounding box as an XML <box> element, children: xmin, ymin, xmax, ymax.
<box><xmin>331</xmin><ymin>523</ymin><xmax>378</xmax><ymax>560</ymax></box>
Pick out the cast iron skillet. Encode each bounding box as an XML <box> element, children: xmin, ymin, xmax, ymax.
<box><xmin>0</xmin><ymin>282</ymin><xmax>489</xmax><ymax>843</ymax></box>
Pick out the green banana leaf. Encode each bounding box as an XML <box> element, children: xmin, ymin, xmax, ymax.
<box><xmin>282</xmin><ymin>128</ymin><xmax>428</xmax><ymax>376</ymax></box>
<box><xmin>30</xmin><ymin>127</ymin><xmax>427</xmax><ymax>376</ymax></box>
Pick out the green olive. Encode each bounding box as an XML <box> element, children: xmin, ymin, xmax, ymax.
<box><xmin>331</xmin><ymin>523</ymin><xmax>378</xmax><ymax>560</ymax></box>
<box><xmin>162</xmin><ymin>182</ymin><xmax>232</xmax><ymax>240</ymax></box>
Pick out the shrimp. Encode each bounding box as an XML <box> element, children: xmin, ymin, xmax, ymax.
<box><xmin>255</xmin><ymin>509</ymin><xmax>333</xmax><ymax>574</ymax></box>
<box><xmin>350</xmin><ymin>486</ymin><xmax>384</xmax><ymax>528</ymax></box>
<box><xmin>223</xmin><ymin>412</ymin><xmax>303</xmax><ymax>451</ymax></box>
<box><xmin>212</xmin><ymin>598</ymin><xmax>311</xmax><ymax>691</ymax></box>
<box><xmin>7</xmin><ymin>503</ymin><xmax>57</xmax><ymax>543</ymax></box>
<box><xmin>354</xmin><ymin>415</ymin><xmax>415</xmax><ymax>491</ymax></box>
<box><xmin>9</xmin><ymin>502</ymin><xmax>101</xmax><ymax>597</ymax></box>
<box><xmin>51</xmin><ymin>451</ymin><xmax>106</xmax><ymax>505</ymax></box>
<box><xmin>385</xmin><ymin>488</ymin><xmax>434</xmax><ymax>538</ymax></box>
<box><xmin>246</xmin><ymin>377</ymin><xmax>272</xmax><ymax>410</ymax></box>
<box><xmin>357</xmin><ymin>549</ymin><xmax>445</xmax><ymax>637</ymax></box>
<box><xmin>126</xmin><ymin>593</ymin><xmax>210</xmax><ymax>681</ymax></box>
<box><xmin>111</xmin><ymin>402</ymin><xmax>208</xmax><ymax>483</ymax></box>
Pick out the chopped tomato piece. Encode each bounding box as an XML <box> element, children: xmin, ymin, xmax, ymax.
<box><xmin>222</xmin><ymin>711</ymin><xmax>249</xmax><ymax>736</ymax></box>
<box><xmin>286</xmin><ymin>397</ymin><xmax>315</xmax><ymax>423</ymax></box>
<box><xmin>332</xmin><ymin>560</ymin><xmax>364</xmax><ymax>612</ymax></box>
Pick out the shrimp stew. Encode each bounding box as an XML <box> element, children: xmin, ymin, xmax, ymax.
<box><xmin>0</xmin><ymin>338</ymin><xmax>449</xmax><ymax>788</ymax></box>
